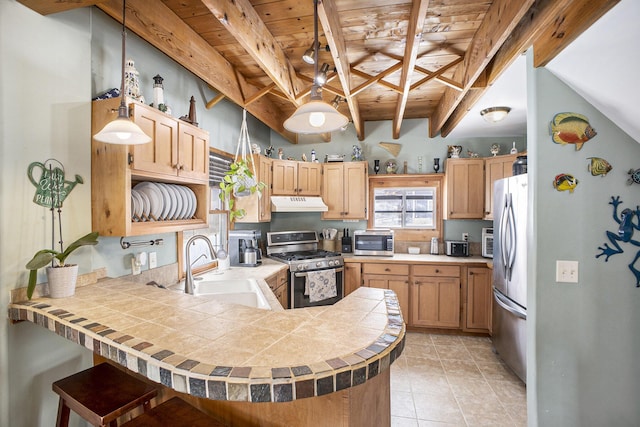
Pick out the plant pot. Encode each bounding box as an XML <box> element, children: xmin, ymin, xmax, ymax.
<box><xmin>46</xmin><ymin>265</ymin><xmax>78</xmax><ymax>298</ymax></box>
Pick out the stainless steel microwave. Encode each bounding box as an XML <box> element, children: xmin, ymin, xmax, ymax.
<box><xmin>353</xmin><ymin>229</ymin><xmax>394</xmax><ymax>256</ymax></box>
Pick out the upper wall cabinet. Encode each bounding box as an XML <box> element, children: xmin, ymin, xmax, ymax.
<box><xmin>444</xmin><ymin>158</ymin><xmax>485</xmax><ymax>219</ymax></box>
<box><xmin>484</xmin><ymin>153</ymin><xmax>518</xmax><ymax>220</ymax></box>
<box><xmin>271</xmin><ymin>159</ymin><xmax>322</xmax><ymax>196</ymax></box>
<box><xmin>322</xmin><ymin>162</ymin><xmax>368</xmax><ymax>220</ymax></box>
<box><xmin>91</xmin><ymin>97</ymin><xmax>209</xmax><ymax>236</ymax></box>
<box><xmin>234</xmin><ymin>154</ymin><xmax>272</xmax><ymax>223</ymax></box>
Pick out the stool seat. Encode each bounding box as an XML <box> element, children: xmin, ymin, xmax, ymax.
<box><xmin>53</xmin><ymin>363</ymin><xmax>157</xmax><ymax>427</ymax></box>
<box><xmin>121</xmin><ymin>397</ymin><xmax>226</xmax><ymax>427</ymax></box>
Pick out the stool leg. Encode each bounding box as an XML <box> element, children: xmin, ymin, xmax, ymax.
<box><xmin>142</xmin><ymin>399</ymin><xmax>152</xmax><ymax>413</ymax></box>
<box><xmin>56</xmin><ymin>398</ymin><xmax>70</xmax><ymax>427</ymax></box>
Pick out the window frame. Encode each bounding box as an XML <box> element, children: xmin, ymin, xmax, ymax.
<box><xmin>368</xmin><ymin>174</ymin><xmax>444</xmax><ymax>243</ymax></box>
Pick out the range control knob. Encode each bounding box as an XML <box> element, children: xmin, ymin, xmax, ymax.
<box><xmin>297</xmin><ymin>264</ymin><xmax>307</xmax><ymax>271</ymax></box>
<box><xmin>316</xmin><ymin>261</ymin><xmax>323</xmax><ymax>268</ymax></box>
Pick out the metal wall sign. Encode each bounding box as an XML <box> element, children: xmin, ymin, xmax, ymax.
<box><xmin>27</xmin><ymin>159</ymin><xmax>83</xmax><ymax>208</ymax></box>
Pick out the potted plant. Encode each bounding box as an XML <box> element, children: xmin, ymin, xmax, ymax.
<box><xmin>219</xmin><ymin>158</ymin><xmax>265</xmax><ymax>221</ymax></box>
<box><xmin>25</xmin><ymin>231</ymin><xmax>99</xmax><ymax>299</ymax></box>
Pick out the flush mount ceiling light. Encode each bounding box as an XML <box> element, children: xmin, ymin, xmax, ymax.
<box><xmin>284</xmin><ymin>0</ymin><xmax>348</xmax><ymax>134</ymax></box>
<box><xmin>93</xmin><ymin>0</ymin><xmax>151</xmax><ymax>145</ymax></box>
<box><xmin>480</xmin><ymin>106</ymin><xmax>511</xmax><ymax>123</ymax></box>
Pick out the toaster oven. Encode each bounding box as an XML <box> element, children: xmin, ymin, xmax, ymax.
<box><xmin>445</xmin><ymin>240</ymin><xmax>469</xmax><ymax>257</ymax></box>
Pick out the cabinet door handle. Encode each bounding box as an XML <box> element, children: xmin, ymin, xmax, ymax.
<box><xmin>435</xmin><ymin>269</ymin><xmax>440</xmax><ymax>273</ymax></box>
<box><xmin>385</xmin><ymin>268</ymin><xmax>391</xmax><ymax>272</ymax></box>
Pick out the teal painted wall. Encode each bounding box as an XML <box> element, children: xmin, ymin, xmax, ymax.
<box><xmin>529</xmin><ymin>54</ymin><xmax>640</xmax><ymax>426</ymax></box>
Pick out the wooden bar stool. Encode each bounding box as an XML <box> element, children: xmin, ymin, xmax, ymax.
<box><xmin>52</xmin><ymin>363</ymin><xmax>158</xmax><ymax>427</ymax></box>
<box><xmin>121</xmin><ymin>397</ymin><xmax>226</xmax><ymax>427</ymax></box>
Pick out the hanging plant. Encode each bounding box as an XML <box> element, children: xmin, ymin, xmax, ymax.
<box><xmin>219</xmin><ymin>109</ymin><xmax>266</xmax><ymax>221</ymax></box>
<box><xmin>219</xmin><ymin>159</ymin><xmax>265</xmax><ymax>221</ymax></box>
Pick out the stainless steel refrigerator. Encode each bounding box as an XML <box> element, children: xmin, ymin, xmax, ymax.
<box><xmin>492</xmin><ymin>174</ymin><xmax>528</xmax><ymax>383</ymax></box>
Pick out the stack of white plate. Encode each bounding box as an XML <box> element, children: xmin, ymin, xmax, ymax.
<box><xmin>131</xmin><ymin>182</ymin><xmax>197</xmax><ymax>222</ymax></box>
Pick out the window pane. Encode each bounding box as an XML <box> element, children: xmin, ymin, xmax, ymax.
<box><xmin>404</xmin><ymin>211</ymin><xmax>434</xmax><ymax>228</ymax></box>
<box><xmin>374</xmin><ymin>212</ymin><xmax>402</xmax><ymax>228</ymax></box>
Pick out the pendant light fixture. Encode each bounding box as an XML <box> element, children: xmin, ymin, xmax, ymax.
<box><xmin>93</xmin><ymin>0</ymin><xmax>151</xmax><ymax>145</ymax></box>
<box><xmin>284</xmin><ymin>0</ymin><xmax>348</xmax><ymax>134</ymax></box>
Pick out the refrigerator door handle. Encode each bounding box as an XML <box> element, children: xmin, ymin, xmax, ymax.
<box><xmin>500</xmin><ymin>195</ymin><xmax>510</xmax><ymax>278</ymax></box>
<box><xmin>506</xmin><ymin>193</ymin><xmax>517</xmax><ymax>281</ymax></box>
<box><xmin>494</xmin><ymin>289</ymin><xmax>526</xmax><ymax>320</ymax></box>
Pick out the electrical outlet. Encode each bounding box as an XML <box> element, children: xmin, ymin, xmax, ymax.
<box><xmin>131</xmin><ymin>257</ymin><xmax>141</xmax><ymax>275</ymax></box>
<box><xmin>462</xmin><ymin>232</ymin><xmax>469</xmax><ymax>241</ymax></box>
<box><xmin>149</xmin><ymin>252</ymin><xmax>157</xmax><ymax>269</ymax></box>
<box><xmin>556</xmin><ymin>260</ymin><xmax>579</xmax><ymax>283</ymax></box>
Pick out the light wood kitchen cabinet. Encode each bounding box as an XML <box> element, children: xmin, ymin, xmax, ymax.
<box><xmin>445</xmin><ymin>158</ymin><xmax>484</xmax><ymax>219</ymax></box>
<box><xmin>464</xmin><ymin>267</ymin><xmax>492</xmax><ymax>332</ymax></box>
<box><xmin>484</xmin><ymin>153</ymin><xmax>518</xmax><ymax>220</ymax></box>
<box><xmin>266</xmin><ymin>268</ymin><xmax>289</xmax><ymax>309</ymax></box>
<box><xmin>91</xmin><ymin>97</ymin><xmax>209</xmax><ymax>236</ymax></box>
<box><xmin>129</xmin><ymin>101</ymin><xmax>209</xmax><ymax>183</ymax></box>
<box><xmin>344</xmin><ymin>262</ymin><xmax>362</xmax><ymax>297</ymax></box>
<box><xmin>234</xmin><ymin>154</ymin><xmax>272</xmax><ymax>223</ymax></box>
<box><xmin>410</xmin><ymin>265</ymin><xmax>461</xmax><ymax>328</ymax></box>
<box><xmin>363</xmin><ymin>263</ymin><xmax>410</xmax><ymax>321</ymax></box>
<box><xmin>322</xmin><ymin>162</ymin><xmax>368</xmax><ymax>220</ymax></box>
<box><xmin>271</xmin><ymin>159</ymin><xmax>321</xmax><ymax>196</ymax></box>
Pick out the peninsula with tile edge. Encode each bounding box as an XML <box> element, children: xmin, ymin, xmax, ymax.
<box><xmin>8</xmin><ymin>266</ymin><xmax>405</xmax><ymax>426</ymax></box>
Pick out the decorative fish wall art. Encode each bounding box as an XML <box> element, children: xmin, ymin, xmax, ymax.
<box><xmin>596</xmin><ymin>196</ymin><xmax>640</xmax><ymax>287</ymax></box>
<box><xmin>587</xmin><ymin>157</ymin><xmax>613</xmax><ymax>177</ymax></box>
<box><xmin>627</xmin><ymin>168</ymin><xmax>640</xmax><ymax>185</ymax></box>
<box><xmin>553</xmin><ymin>173</ymin><xmax>579</xmax><ymax>193</ymax></box>
<box><xmin>550</xmin><ymin>112</ymin><xmax>597</xmax><ymax>150</ymax></box>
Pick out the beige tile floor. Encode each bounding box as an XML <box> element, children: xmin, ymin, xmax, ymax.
<box><xmin>391</xmin><ymin>332</ymin><xmax>527</xmax><ymax>427</ymax></box>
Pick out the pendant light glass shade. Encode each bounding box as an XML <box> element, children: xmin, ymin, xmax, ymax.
<box><xmin>284</xmin><ymin>95</ymin><xmax>349</xmax><ymax>134</ymax></box>
<box><xmin>284</xmin><ymin>0</ymin><xmax>348</xmax><ymax>134</ymax></box>
<box><xmin>94</xmin><ymin>106</ymin><xmax>152</xmax><ymax>144</ymax></box>
<box><xmin>93</xmin><ymin>0</ymin><xmax>151</xmax><ymax>145</ymax></box>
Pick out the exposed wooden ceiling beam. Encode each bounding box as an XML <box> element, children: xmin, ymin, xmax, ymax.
<box><xmin>17</xmin><ymin>0</ymin><xmax>98</xmax><ymax>15</ymax></box>
<box><xmin>318</xmin><ymin>0</ymin><xmax>365</xmax><ymax>141</ymax></box>
<box><xmin>411</xmin><ymin>59</ymin><xmax>465</xmax><ymax>91</ymax></box>
<box><xmin>200</xmin><ymin>0</ymin><xmax>303</xmax><ymax>104</ymax></box>
<box><xmin>96</xmin><ymin>0</ymin><xmax>296</xmax><ymax>143</ymax></box>
<box><xmin>350</xmin><ymin>62</ymin><xmax>404</xmax><ymax>97</ymax></box>
<box><xmin>393</xmin><ymin>0</ymin><xmax>430</xmax><ymax>139</ymax></box>
<box><xmin>439</xmin><ymin>0</ymin><xmax>582</xmax><ymax>137</ymax></box>
<box><xmin>533</xmin><ymin>0</ymin><xmax>620</xmax><ymax>67</ymax></box>
<box><xmin>428</xmin><ymin>0</ymin><xmax>535</xmax><ymax>138</ymax></box>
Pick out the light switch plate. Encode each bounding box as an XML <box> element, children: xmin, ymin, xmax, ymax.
<box><xmin>556</xmin><ymin>260</ymin><xmax>579</xmax><ymax>283</ymax></box>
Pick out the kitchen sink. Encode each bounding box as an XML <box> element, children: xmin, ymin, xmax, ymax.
<box><xmin>192</xmin><ymin>278</ymin><xmax>271</xmax><ymax>310</ymax></box>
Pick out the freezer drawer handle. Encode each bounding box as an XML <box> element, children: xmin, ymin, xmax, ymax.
<box><xmin>494</xmin><ymin>290</ymin><xmax>526</xmax><ymax>320</ymax></box>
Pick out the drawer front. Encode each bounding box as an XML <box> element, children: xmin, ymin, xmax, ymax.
<box><xmin>412</xmin><ymin>264</ymin><xmax>460</xmax><ymax>277</ymax></box>
<box><xmin>363</xmin><ymin>263</ymin><xmax>409</xmax><ymax>276</ymax></box>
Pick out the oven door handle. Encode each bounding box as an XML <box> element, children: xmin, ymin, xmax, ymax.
<box><xmin>294</xmin><ymin>267</ymin><xmax>344</xmax><ymax>278</ymax></box>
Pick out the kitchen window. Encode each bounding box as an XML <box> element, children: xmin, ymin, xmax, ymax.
<box><xmin>373</xmin><ymin>188</ymin><xmax>435</xmax><ymax>228</ymax></box>
<box><xmin>368</xmin><ymin>174</ymin><xmax>443</xmax><ymax>242</ymax></box>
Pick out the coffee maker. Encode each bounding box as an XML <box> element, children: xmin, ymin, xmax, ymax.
<box><xmin>229</xmin><ymin>229</ymin><xmax>262</xmax><ymax>267</ymax></box>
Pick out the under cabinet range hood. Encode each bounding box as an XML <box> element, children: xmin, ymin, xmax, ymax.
<box><xmin>271</xmin><ymin>196</ymin><xmax>328</xmax><ymax>212</ymax></box>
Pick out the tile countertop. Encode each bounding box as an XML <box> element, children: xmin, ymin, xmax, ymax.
<box><xmin>7</xmin><ymin>259</ymin><xmax>405</xmax><ymax>403</ymax></box>
<box><xmin>342</xmin><ymin>253</ymin><xmax>493</xmax><ymax>265</ymax></box>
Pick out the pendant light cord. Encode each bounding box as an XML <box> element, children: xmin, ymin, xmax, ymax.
<box><xmin>311</xmin><ymin>0</ymin><xmax>320</xmax><ymax>99</ymax></box>
<box><xmin>117</xmin><ymin>0</ymin><xmax>128</xmax><ymax>118</ymax></box>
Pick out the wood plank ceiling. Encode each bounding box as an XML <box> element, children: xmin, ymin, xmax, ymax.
<box><xmin>20</xmin><ymin>0</ymin><xmax>618</xmax><ymax>143</ymax></box>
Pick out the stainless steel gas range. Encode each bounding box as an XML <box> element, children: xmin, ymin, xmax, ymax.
<box><xmin>266</xmin><ymin>231</ymin><xmax>344</xmax><ymax>309</ymax></box>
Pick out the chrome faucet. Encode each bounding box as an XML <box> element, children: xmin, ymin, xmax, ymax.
<box><xmin>184</xmin><ymin>235</ymin><xmax>217</xmax><ymax>295</ymax></box>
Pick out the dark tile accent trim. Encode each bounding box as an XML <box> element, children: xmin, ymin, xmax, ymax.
<box><xmin>189</xmin><ymin>378</ymin><xmax>206</xmax><ymax>398</ymax></box>
<box><xmin>211</xmin><ymin>366</ymin><xmax>232</xmax><ymax>377</ymax></box>
<box><xmin>326</xmin><ymin>358</ymin><xmax>348</xmax><ymax>369</ymax></box>
<box><xmin>208</xmin><ymin>380</ymin><xmax>227</xmax><ymax>400</ymax></box>
<box><xmin>138</xmin><ymin>358</ymin><xmax>147</xmax><ymax>376</ymax></box>
<box><xmin>160</xmin><ymin>367</ymin><xmax>172</xmax><ymax>387</ymax></box>
<box><xmin>70</xmin><ymin>317</ymin><xmax>87</xmax><ymax>324</ymax></box>
<box><xmin>132</xmin><ymin>341</ymin><xmax>153</xmax><ymax>351</ymax></box>
<box><xmin>316</xmin><ymin>375</ymin><xmax>334</xmax><ymax>396</ymax></box>
<box><xmin>151</xmin><ymin>349</ymin><xmax>175</xmax><ymax>361</ymax></box>
<box><xmin>295</xmin><ymin>379</ymin><xmax>314</xmax><ymax>399</ymax></box>
<box><xmin>230</xmin><ymin>366</ymin><xmax>251</xmax><ymax>378</ymax></box>
<box><xmin>291</xmin><ymin>365</ymin><xmax>312</xmax><ymax>376</ymax></box>
<box><xmin>177</xmin><ymin>359</ymin><xmax>200</xmax><ymax>371</ymax></box>
<box><xmin>250</xmin><ymin>383</ymin><xmax>271</xmax><ymax>402</ymax></box>
<box><xmin>335</xmin><ymin>371</ymin><xmax>351</xmax><ymax>391</ymax></box>
<box><xmin>273</xmin><ymin>383</ymin><xmax>293</xmax><ymax>402</ymax></box>
<box><xmin>114</xmin><ymin>334</ymin><xmax>134</xmax><ymax>344</ymax></box>
<box><xmin>367</xmin><ymin>359</ymin><xmax>379</xmax><ymax>378</ymax></box>
<box><xmin>352</xmin><ymin>367</ymin><xmax>366</xmax><ymax>386</ymax></box>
